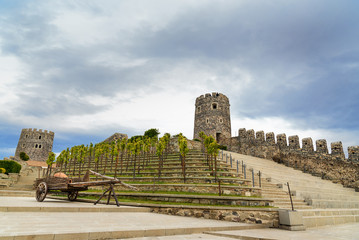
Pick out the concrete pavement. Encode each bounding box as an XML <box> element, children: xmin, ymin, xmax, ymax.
<box><xmin>128</xmin><ymin>223</ymin><xmax>359</xmax><ymax>240</ymax></box>
<box><xmin>0</xmin><ymin>196</ymin><xmax>261</xmax><ymax>240</ymax></box>
<box><xmin>1</xmin><ymin>196</ymin><xmax>359</xmax><ymax>240</ymax></box>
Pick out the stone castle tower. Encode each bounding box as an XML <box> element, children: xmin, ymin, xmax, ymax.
<box><xmin>193</xmin><ymin>92</ymin><xmax>231</xmax><ymax>143</ymax></box>
<box><xmin>15</xmin><ymin>128</ymin><xmax>55</xmax><ymax>162</ymax></box>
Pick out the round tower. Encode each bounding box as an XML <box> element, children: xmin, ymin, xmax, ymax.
<box><xmin>15</xmin><ymin>128</ymin><xmax>55</xmax><ymax>162</ymax></box>
<box><xmin>193</xmin><ymin>92</ymin><xmax>231</xmax><ymax>143</ymax></box>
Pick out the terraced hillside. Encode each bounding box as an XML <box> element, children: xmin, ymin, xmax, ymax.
<box><xmin>59</xmin><ymin>149</ymin><xmax>274</xmax><ymax>208</ymax></box>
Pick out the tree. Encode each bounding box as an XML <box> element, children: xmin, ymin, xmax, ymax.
<box><xmin>204</xmin><ymin>135</ymin><xmax>215</xmax><ymax>169</ymax></box>
<box><xmin>56</xmin><ymin>151</ymin><xmax>65</xmax><ymax>172</ymax></box>
<box><xmin>64</xmin><ymin>148</ymin><xmax>70</xmax><ymax>174</ymax></box>
<box><xmin>125</xmin><ymin>142</ymin><xmax>134</xmax><ymax>172</ymax></box>
<box><xmin>178</xmin><ymin>134</ymin><xmax>189</xmax><ymax>183</ymax></box>
<box><xmin>119</xmin><ymin>139</ymin><xmax>127</xmax><ymax>174</ymax></box>
<box><xmin>133</xmin><ymin>139</ymin><xmax>142</xmax><ymax>177</ymax></box>
<box><xmin>199</xmin><ymin>131</ymin><xmax>206</xmax><ymax>154</ymax></box>
<box><xmin>78</xmin><ymin>145</ymin><xmax>86</xmax><ymax>177</ymax></box>
<box><xmin>46</xmin><ymin>152</ymin><xmax>56</xmax><ymax>177</ymax></box>
<box><xmin>144</xmin><ymin>128</ymin><xmax>160</xmax><ymax>139</ymax></box>
<box><xmin>156</xmin><ymin>137</ymin><xmax>166</xmax><ymax>178</ymax></box>
<box><xmin>94</xmin><ymin>147</ymin><xmax>102</xmax><ymax>180</ymax></box>
<box><xmin>88</xmin><ymin>143</ymin><xmax>94</xmax><ymax>171</ymax></box>
<box><xmin>207</xmin><ymin>141</ymin><xmax>219</xmax><ymax>180</ymax></box>
<box><xmin>162</xmin><ymin>133</ymin><xmax>171</xmax><ymax>156</ymax></box>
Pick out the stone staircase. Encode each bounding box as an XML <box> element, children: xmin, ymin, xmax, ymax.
<box><xmin>223</xmin><ymin>150</ymin><xmax>359</xmax><ymax>228</ymax></box>
<box><xmin>7</xmin><ymin>166</ymin><xmax>38</xmax><ymax>191</ymax></box>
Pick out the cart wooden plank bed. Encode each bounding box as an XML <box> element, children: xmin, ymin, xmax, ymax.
<box><xmin>34</xmin><ymin>170</ymin><xmax>135</xmax><ymax>207</ymax></box>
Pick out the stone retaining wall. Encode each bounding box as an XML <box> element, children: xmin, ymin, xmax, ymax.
<box><xmin>114</xmin><ymin>184</ymin><xmax>261</xmax><ymax>197</ymax></box>
<box><xmin>81</xmin><ymin>192</ymin><xmax>271</xmax><ymax>207</ymax></box>
<box><xmin>116</xmin><ymin>177</ymin><xmax>249</xmax><ymax>185</ymax></box>
<box><xmin>151</xmin><ymin>206</ymin><xmax>279</xmax><ymax>227</ymax></box>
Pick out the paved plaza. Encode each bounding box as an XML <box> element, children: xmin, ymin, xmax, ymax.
<box><xmin>0</xmin><ymin>196</ymin><xmax>358</xmax><ymax>240</ymax></box>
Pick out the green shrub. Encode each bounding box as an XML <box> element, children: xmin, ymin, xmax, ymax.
<box><xmin>144</xmin><ymin>128</ymin><xmax>160</xmax><ymax>139</ymax></box>
<box><xmin>0</xmin><ymin>160</ymin><xmax>21</xmax><ymax>174</ymax></box>
<box><xmin>19</xmin><ymin>152</ymin><xmax>30</xmax><ymax>161</ymax></box>
<box><xmin>218</xmin><ymin>145</ymin><xmax>227</xmax><ymax>150</ymax></box>
<box><xmin>0</xmin><ymin>168</ymin><xmax>6</xmax><ymax>174</ymax></box>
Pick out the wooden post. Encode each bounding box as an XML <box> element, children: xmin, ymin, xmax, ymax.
<box><xmin>218</xmin><ymin>179</ymin><xmax>222</xmax><ymax>196</ymax></box>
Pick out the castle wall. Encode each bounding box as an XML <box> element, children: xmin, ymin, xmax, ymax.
<box><xmin>224</xmin><ymin>128</ymin><xmax>359</xmax><ymax>190</ymax></box>
<box><xmin>15</xmin><ymin>128</ymin><xmax>54</xmax><ymax>162</ymax></box>
<box><xmin>193</xmin><ymin>92</ymin><xmax>231</xmax><ymax>143</ymax></box>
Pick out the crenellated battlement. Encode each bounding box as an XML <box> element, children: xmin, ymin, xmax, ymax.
<box><xmin>219</xmin><ymin>127</ymin><xmax>359</xmax><ymax>190</ymax></box>
<box><xmin>235</xmin><ymin>128</ymin><xmax>359</xmax><ymax>162</ymax></box>
<box><xmin>21</xmin><ymin>128</ymin><xmax>54</xmax><ymax>135</ymax></box>
<box><xmin>195</xmin><ymin>92</ymin><xmax>229</xmax><ymax>105</ymax></box>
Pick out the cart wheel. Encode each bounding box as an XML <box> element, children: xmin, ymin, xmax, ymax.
<box><xmin>68</xmin><ymin>191</ymin><xmax>78</xmax><ymax>201</ymax></box>
<box><xmin>36</xmin><ymin>182</ymin><xmax>48</xmax><ymax>202</ymax></box>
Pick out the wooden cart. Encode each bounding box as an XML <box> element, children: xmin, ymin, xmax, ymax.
<box><xmin>34</xmin><ymin>170</ymin><xmax>133</xmax><ymax>206</ymax></box>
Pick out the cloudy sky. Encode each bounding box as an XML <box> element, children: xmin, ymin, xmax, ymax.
<box><xmin>1</xmin><ymin>0</ymin><xmax>358</xmax><ymax>159</ymax></box>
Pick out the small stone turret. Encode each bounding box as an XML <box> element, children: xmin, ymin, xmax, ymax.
<box><xmin>331</xmin><ymin>142</ymin><xmax>345</xmax><ymax>160</ymax></box>
<box><xmin>288</xmin><ymin>135</ymin><xmax>300</xmax><ymax>150</ymax></box>
<box><xmin>302</xmin><ymin>138</ymin><xmax>314</xmax><ymax>153</ymax></box>
<box><xmin>348</xmin><ymin>146</ymin><xmax>359</xmax><ymax>162</ymax></box>
<box><xmin>277</xmin><ymin>134</ymin><xmax>287</xmax><ymax>149</ymax></box>
<box><xmin>15</xmin><ymin>128</ymin><xmax>54</xmax><ymax>162</ymax></box>
<box><xmin>256</xmin><ymin>131</ymin><xmax>265</xmax><ymax>144</ymax></box>
<box><xmin>193</xmin><ymin>92</ymin><xmax>231</xmax><ymax>143</ymax></box>
<box><xmin>266</xmin><ymin>132</ymin><xmax>275</xmax><ymax>145</ymax></box>
<box><xmin>316</xmin><ymin>139</ymin><xmax>328</xmax><ymax>154</ymax></box>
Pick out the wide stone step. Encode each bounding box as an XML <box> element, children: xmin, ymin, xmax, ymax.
<box><xmin>299</xmin><ymin>208</ymin><xmax>359</xmax><ymax>217</ymax></box>
<box><xmin>303</xmin><ymin>215</ymin><xmax>359</xmax><ymax>228</ymax></box>
<box><xmin>223</xmin><ymin>151</ymin><xmax>359</xmax><ymax>227</ymax></box>
<box><xmin>274</xmin><ymin>204</ymin><xmax>312</xmax><ymax>209</ymax></box>
<box><xmin>307</xmin><ymin>199</ymin><xmax>359</xmax><ymax>209</ymax></box>
<box><xmin>0</xmin><ymin>190</ymin><xmax>35</xmax><ymax>197</ymax></box>
<box><xmin>246</xmin><ymin>171</ymin><xmax>355</xmax><ymax>188</ymax></box>
<box><xmin>293</xmin><ymin>190</ymin><xmax>359</xmax><ymax>201</ymax></box>
<box><xmin>290</xmin><ymin>186</ymin><xmax>357</xmax><ymax>195</ymax></box>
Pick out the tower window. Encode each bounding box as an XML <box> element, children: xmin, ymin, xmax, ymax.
<box><xmin>22</xmin><ymin>144</ymin><xmax>25</xmax><ymax>148</ymax></box>
<box><xmin>39</xmin><ymin>145</ymin><xmax>42</xmax><ymax>149</ymax></box>
<box><xmin>197</xmin><ymin>106</ymin><xmax>201</xmax><ymax>112</ymax></box>
<box><xmin>212</xmin><ymin>103</ymin><xmax>217</xmax><ymax>109</ymax></box>
<box><xmin>39</xmin><ymin>136</ymin><xmax>42</xmax><ymax>139</ymax></box>
<box><xmin>206</xmin><ymin>118</ymin><xmax>209</xmax><ymax>124</ymax></box>
<box><xmin>35</xmin><ymin>144</ymin><xmax>38</xmax><ymax>148</ymax></box>
<box><xmin>219</xmin><ymin>118</ymin><xmax>223</xmax><ymax>123</ymax></box>
<box><xmin>25</xmin><ymin>135</ymin><xmax>28</xmax><ymax>138</ymax></box>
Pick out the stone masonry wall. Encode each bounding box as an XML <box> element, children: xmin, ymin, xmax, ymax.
<box><xmin>193</xmin><ymin>93</ymin><xmax>231</xmax><ymax>142</ymax></box>
<box><xmin>151</xmin><ymin>206</ymin><xmax>279</xmax><ymax>227</ymax></box>
<box><xmin>223</xmin><ymin>128</ymin><xmax>359</xmax><ymax>190</ymax></box>
<box><xmin>15</xmin><ymin>128</ymin><xmax>54</xmax><ymax>162</ymax></box>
